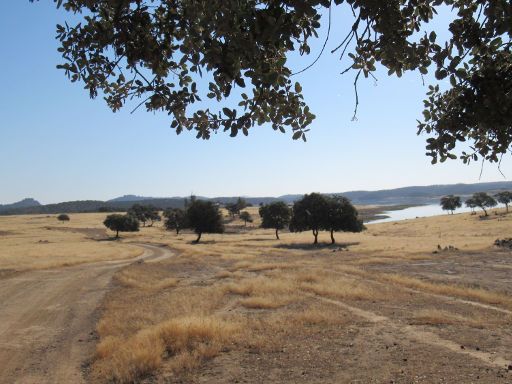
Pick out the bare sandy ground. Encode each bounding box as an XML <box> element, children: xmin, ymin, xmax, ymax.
<box><xmin>0</xmin><ymin>243</ymin><xmax>173</xmax><ymax>384</ymax></box>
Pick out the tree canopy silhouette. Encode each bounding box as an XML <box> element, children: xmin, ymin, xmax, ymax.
<box><xmin>259</xmin><ymin>201</ymin><xmax>291</xmax><ymax>239</ymax></box>
<box><xmin>42</xmin><ymin>0</ymin><xmax>511</xmax><ymax>163</ymax></box>
<box><xmin>186</xmin><ymin>200</ymin><xmax>224</xmax><ymax>243</ymax></box>
<box><xmin>440</xmin><ymin>195</ymin><xmax>462</xmax><ymax>214</ymax></box>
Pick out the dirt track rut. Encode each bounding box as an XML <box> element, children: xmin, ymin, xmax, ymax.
<box><xmin>0</xmin><ymin>243</ymin><xmax>173</xmax><ymax>384</ymax></box>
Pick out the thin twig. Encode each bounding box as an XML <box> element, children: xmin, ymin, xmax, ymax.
<box><xmin>351</xmin><ymin>69</ymin><xmax>362</xmax><ymax>121</ymax></box>
<box><xmin>292</xmin><ymin>0</ymin><xmax>332</xmax><ymax>76</ymax></box>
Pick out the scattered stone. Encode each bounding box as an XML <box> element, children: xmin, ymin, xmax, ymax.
<box><xmin>508</xmin><ymin>364</ymin><xmax>512</xmax><ymax>371</ymax></box>
<box><xmin>460</xmin><ymin>345</ymin><xmax>465</xmax><ymax>349</ymax></box>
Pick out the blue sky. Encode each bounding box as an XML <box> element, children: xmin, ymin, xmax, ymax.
<box><xmin>1</xmin><ymin>2</ymin><xmax>510</xmax><ymax>204</ymax></box>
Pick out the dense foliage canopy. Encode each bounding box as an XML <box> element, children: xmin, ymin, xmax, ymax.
<box><xmin>259</xmin><ymin>201</ymin><xmax>291</xmax><ymax>239</ymax></box>
<box><xmin>239</xmin><ymin>211</ymin><xmax>253</xmax><ymax>226</ymax></box>
<box><xmin>186</xmin><ymin>200</ymin><xmax>224</xmax><ymax>242</ymax></box>
<box><xmin>290</xmin><ymin>193</ymin><xmax>362</xmax><ymax>243</ymax></box>
<box><xmin>103</xmin><ymin>213</ymin><xmax>140</xmax><ymax>237</ymax></box>
<box><xmin>163</xmin><ymin>207</ymin><xmax>188</xmax><ymax>234</ymax></box>
<box><xmin>128</xmin><ymin>204</ymin><xmax>160</xmax><ymax>226</ymax></box>
<box><xmin>40</xmin><ymin>0</ymin><xmax>511</xmax><ymax>164</ymax></box>
<box><xmin>494</xmin><ymin>191</ymin><xmax>512</xmax><ymax>212</ymax></box>
<box><xmin>57</xmin><ymin>213</ymin><xmax>70</xmax><ymax>221</ymax></box>
<box><xmin>440</xmin><ymin>194</ymin><xmax>462</xmax><ymax>214</ymax></box>
<box><xmin>324</xmin><ymin>196</ymin><xmax>364</xmax><ymax>243</ymax></box>
<box><xmin>469</xmin><ymin>191</ymin><xmax>497</xmax><ymax>215</ymax></box>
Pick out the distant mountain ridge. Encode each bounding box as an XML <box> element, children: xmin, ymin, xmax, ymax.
<box><xmin>0</xmin><ymin>198</ymin><xmax>40</xmax><ymax>213</ymax></box>
<box><xmin>2</xmin><ymin>181</ymin><xmax>512</xmax><ymax>215</ymax></box>
<box><xmin>108</xmin><ymin>195</ymin><xmax>159</xmax><ymax>202</ymax></box>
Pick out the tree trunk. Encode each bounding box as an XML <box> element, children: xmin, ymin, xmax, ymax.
<box><xmin>330</xmin><ymin>229</ymin><xmax>335</xmax><ymax>244</ymax></box>
<box><xmin>275</xmin><ymin>228</ymin><xmax>280</xmax><ymax>240</ymax></box>
<box><xmin>506</xmin><ymin>204</ymin><xmax>509</xmax><ymax>213</ymax></box>
<box><xmin>313</xmin><ymin>229</ymin><xmax>318</xmax><ymax>244</ymax></box>
<box><xmin>482</xmin><ymin>207</ymin><xmax>488</xmax><ymax>216</ymax></box>
<box><xmin>115</xmin><ymin>230</ymin><xmax>119</xmax><ymax>238</ymax></box>
<box><xmin>195</xmin><ymin>232</ymin><xmax>202</xmax><ymax>243</ymax></box>
<box><xmin>176</xmin><ymin>228</ymin><xmax>180</xmax><ymax>235</ymax></box>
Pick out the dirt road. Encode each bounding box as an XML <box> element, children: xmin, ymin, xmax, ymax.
<box><xmin>0</xmin><ymin>243</ymin><xmax>173</xmax><ymax>384</ymax></box>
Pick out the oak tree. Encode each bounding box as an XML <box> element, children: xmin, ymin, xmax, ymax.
<box><xmin>290</xmin><ymin>193</ymin><xmax>329</xmax><ymax>244</ymax></box>
<box><xmin>239</xmin><ymin>211</ymin><xmax>253</xmax><ymax>226</ymax></box>
<box><xmin>186</xmin><ymin>200</ymin><xmax>224</xmax><ymax>243</ymax></box>
<box><xmin>494</xmin><ymin>191</ymin><xmax>512</xmax><ymax>212</ymax></box>
<box><xmin>470</xmin><ymin>192</ymin><xmax>497</xmax><ymax>216</ymax></box>
<box><xmin>324</xmin><ymin>196</ymin><xmax>364</xmax><ymax>244</ymax></box>
<box><xmin>103</xmin><ymin>214</ymin><xmax>140</xmax><ymax>238</ymax></box>
<box><xmin>440</xmin><ymin>195</ymin><xmax>462</xmax><ymax>214</ymax></box>
<box><xmin>259</xmin><ymin>201</ymin><xmax>291</xmax><ymax>239</ymax></box>
<box><xmin>57</xmin><ymin>213</ymin><xmax>70</xmax><ymax>221</ymax></box>
<box><xmin>163</xmin><ymin>207</ymin><xmax>188</xmax><ymax>234</ymax></box>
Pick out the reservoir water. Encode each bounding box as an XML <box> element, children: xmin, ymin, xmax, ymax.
<box><xmin>367</xmin><ymin>203</ymin><xmax>481</xmax><ymax>224</ymax></box>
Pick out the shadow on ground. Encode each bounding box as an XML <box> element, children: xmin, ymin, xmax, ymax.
<box><xmin>274</xmin><ymin>242</ymin><xmax>360</xmax><ymax>250</ymax></box>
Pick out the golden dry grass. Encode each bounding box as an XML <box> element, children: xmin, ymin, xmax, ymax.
<box><xmin>94</xmin><ymin>315</ymin><xmax>241</xmax><ymax>382</ymax></box>
<box><xmin>0</xmin><ymin>213</ymin><xmax>141</xmax><ymax>271</ymax></box>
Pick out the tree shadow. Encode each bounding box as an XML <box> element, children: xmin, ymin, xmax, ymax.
<box><xmin>274</xmin><ymin>241</ymin><xmax>360</xmax><ymax>250</ymax></box>
<box><xmin>188</xmin><ymin>240</ymin><xmax>217</xmax><ymax>245</ymax></box>
<box><xmin>94</xmin><ymin>237</ymin><xmax>120</xmax><ymax>242</ymax></box>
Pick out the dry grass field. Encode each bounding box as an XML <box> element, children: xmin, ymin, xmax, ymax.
<box><xmin>0</xmin><ymin>213</ymin><xmax>141</xmax><ymax>273</ymax></box>
<box><xmin>1</xmin><ymin>207</ymin><xmax>512</xmax><ymax>383</ymax></box>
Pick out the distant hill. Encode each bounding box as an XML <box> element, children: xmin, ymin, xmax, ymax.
<box><xmin>336</xmin><ymin>181</ymin><xmax>512</xmax><ymax>205</ymax></box>
<box><xmin>0</xmin><ymin>198</ymin><xmax>186</xmax><ymax>215</ymax></box>
<box><xmin>2</xmin><ymin>181</ymin><xmax>512</xmax><ymax>215</ymax></box>
<box><xmin>107</xmin><ymin>195</ymin><xmax>158</xmax><ymax>202</ymax></box>
<box><xmin>0</xmin><ymin>198</ymin><xmax>40</xmax><ymax>213</ymax></box>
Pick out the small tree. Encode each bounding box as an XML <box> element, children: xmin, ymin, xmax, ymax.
<box><xmin>186</xmin><ymin>200</ymin><xmax>224</xmax><ymax>243</ymax></box>
<box><xmin>226</xmin><ymin>197</ymin><xmax>248</xmax><ymax>217</ymax></box>
<box><xmin>239</xmin><ymin>211</ymin><xmax>253</xmax><ymax>227</ymax></box>
<box><xmin>226</xmin><ymin>203</ymin><xmax>238</xmax><ymax>218</ymax></box>
<box><xmin>128</xmin><ymin>204</ymin><xmax>160</xmax><ymax>226</ymax></box>
<box><xmin>471</xmin><ymin>192</ymin><xmax>497</xmax><ymax>216</ymax></box>
<box><xmin>440</xmin><ymin>195</ymin><xmax>462</xmax><ymax>214</ymax></box>
<box><xmin>103</xmin><ymin>214</ymin><xmax>139</xmax><ymax>238</ymax></box>
<box><xmin>259</xmin><ymin>202</ymin><xmax>291</xmax><ymax>239</ymax></box>
<box><xmin>465</xmin><ymin>198</ymin><xmax>477</xmax><ymax>215</ymax></box>
<box><xmin>127</xmin><ymin>204</ymin><xmax>148</xmax><ymax>226</ymax></box>
<box><xmin>324</xmin><ymin>196</ymin><xmax>364</xmax><ymax>244</ymax></box>
<box><xmin>495</xmin><ymin>191</ymin><xmax>512</xmax><ymax>213</ymax></box>
<box><xmin>144</xmin><ymin>205</ymin><xmax>161</xmax><ymax>227</ymax></box>
<box><xmin>57</xmin><ymin>214</ymin><xmax>70</xmax><ymax>222</ymax></box>
<box><xmin>290</xmin><ymin>193</ymin><xmax>329</xmax><ymax>244</ymax></box>
<box><xmin>163</xmin><ymin>208</ymin><xmax>188</xmax><ymax>234</ymax></box>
